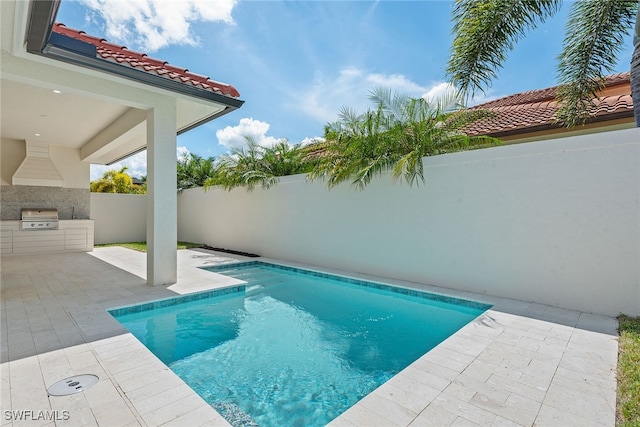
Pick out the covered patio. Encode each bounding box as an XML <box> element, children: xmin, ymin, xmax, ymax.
<box><xmin>0</xmin><ymin>248</ymin><xmax>619</xmax><ymax>426</ymax></box>
<box><xmin>1</xmin><ymin>0</ymin><xmax>242</xmax><ymax>286</ymax></box>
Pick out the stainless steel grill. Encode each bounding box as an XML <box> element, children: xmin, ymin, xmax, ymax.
<box><xmin>21</xmin><ymin>208</ymin><xmax>59</xmax><ymax>230</ymax></box>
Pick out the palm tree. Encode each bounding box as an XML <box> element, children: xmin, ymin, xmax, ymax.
<box><xmin>447</xmin><ymin>0</ymin><xmax>640</xmax><ymax>127</ymax></box>
<box><xmin>306</xmin><ymin>87</ymin><xmax>499</xmax><ymax>190</ymax></box>
<box><xmin>90</xmin><ymin>166</ymin><xmax>144</xmax><ymax>193</ymax></box>
<box><xmin>177</xmin><ymin>152</ymin><xmax>218</xmax><ymax>192</ymax></box>
<box><xmin>206</xmin><ymin>138</ymin><xmax>314</xmax><ymax>191</ymax></box>
<box><xmin>260</xmin><ymin>140</ymin><xmax>313</xmax><ymax>177</ymax></box>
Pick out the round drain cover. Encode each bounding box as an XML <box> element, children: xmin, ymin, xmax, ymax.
<box><xmin>47</xmin><ymin>374</ymin><xmax>99</xmax><ymax>396</ymax></box>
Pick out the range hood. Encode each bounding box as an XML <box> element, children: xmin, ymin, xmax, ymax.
<box><xmin>12</xmin><ymin>142</ymin><xmax>64</xmax><ymax>187</ymax></box>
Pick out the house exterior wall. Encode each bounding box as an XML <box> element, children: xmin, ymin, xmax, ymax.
<box><xmin>49</xmin><ymin>145</ymin><xmax>89</xmax><ymax>189</ymax></box>
<box><xmin>177</xmin><ymin>128</ymin><xmax>640</xmax><ymax>317</ymax></box>
<box><xmin>90</xmin><ymin>192</ymin><xmax>146</xmax><ymax>244</ymax></box>
<box><xmin>0</xmin><ymin>138</ymin><xmax>24</xmax><ymax>186</ymax></box>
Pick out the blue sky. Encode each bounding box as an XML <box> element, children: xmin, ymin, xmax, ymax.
<box><xmin>56</xmin><ymin>0</ymin><xmax>636</xmax><ymax>180</ymax></box>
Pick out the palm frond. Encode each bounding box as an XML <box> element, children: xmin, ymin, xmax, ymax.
<box><xmin>392</xmin><ymin>150</ymin><xmax>425</xmax><ymax>187</ymax></box>
<box><xmin>556</xmin><ymin>0</ymin><xmax>639</xmax><ymax>127</ymax></box>
<box><xmin>447</xmin><ymin>0</ymin><xmax>561</xmax><ymax>98</ymax></box>
<box><xmin>311</xmin><ymin>87</ymin><xmax>500</xmax><ymax>189</ymax></box>
<box><xmin>351</xmin><ymin>156</ymin><xmax>397</xmax><ymax>191</ymax></box>
<box><xmin>369</xmin><ymin>86</ymin><xmax>409</xmax><ymax>122</ymax></box>
<box><xmin>337</xmin><ymin>106</ymin><xmax>362</xmax><ymax>133</ymax></box>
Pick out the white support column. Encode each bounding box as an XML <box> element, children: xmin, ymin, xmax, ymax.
<box><xmin>146</xmin><ymin>99</ymin><xmax>177</xmax><ymax>286</ymax></box>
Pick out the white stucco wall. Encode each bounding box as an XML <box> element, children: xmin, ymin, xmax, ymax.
<box><xmin>50</xmin><ymin>145</ymin><xmax>90</xmax><ymax>189</ymax></box>
<box><xmin>90</xmin><ymin>193</ymin><xmax>146</xmax><ymax>244</ymax></box>
<box><xmin>0</xmin><ymin>138</ymin><xmax>24</xmax><ymax>186</ymax></box>
<box><xmin>177</xmin><ymin>128</ymin><xmax>640</xmax><ymax>316</ymax></box>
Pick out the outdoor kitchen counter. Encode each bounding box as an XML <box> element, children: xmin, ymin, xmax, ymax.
<box><xmin>0</xmin><ymin>220</ymin><xmax>94</xmax><ymax>255</ymax></box>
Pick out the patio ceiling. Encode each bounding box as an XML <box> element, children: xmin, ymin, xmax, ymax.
<box><xmin>0</xmin><ymin>76</ymin><xmax>229</xmax><ymax>165</ymax></box>
<box><xmin>1</xmin><ymin>79</ymin><xmax>129</xmax><ymax>150</ymax></box>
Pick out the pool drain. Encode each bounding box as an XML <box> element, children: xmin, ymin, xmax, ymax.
<box><xmin>47</xmin><ymin>374</ymin><xmax>99</xmax><ymax>396</ymax></box>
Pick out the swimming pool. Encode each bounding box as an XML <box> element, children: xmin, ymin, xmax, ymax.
<box><xmin>110</xmin><ymin>261</ymin><xmax>490</xmax><ymax>426</ymax></box>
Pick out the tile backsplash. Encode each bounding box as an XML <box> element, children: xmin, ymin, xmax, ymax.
<box><xmin>0</xmin><ymin>185</ymin><xmax>90</xmax><ymax>220</ymax></box>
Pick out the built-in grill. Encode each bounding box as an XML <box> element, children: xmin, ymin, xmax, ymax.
<box><xmin>21</xmin><ymin>208</ymin><xmax>59</xmax><ymax>230</ymax></box>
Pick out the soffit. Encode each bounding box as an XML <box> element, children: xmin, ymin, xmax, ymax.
<box><xmin>1</xmin><ymin>79</ymin><xmax>129</xmax><ymax>148</ymax></box>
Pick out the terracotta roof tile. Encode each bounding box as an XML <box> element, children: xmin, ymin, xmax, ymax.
<box><xmin>466</xmin><ymin>73</ymin><xmax>633</xmax><ymax>137</ymax></box>
<box><xmin>52</xmin><ymin>23</ymin><xmax>240</xmax><ymax>99</ymax></box>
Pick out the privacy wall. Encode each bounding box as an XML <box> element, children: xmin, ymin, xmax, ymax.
<box><xmin>181</xmin><ymin>128</ymin><xmax>639</xmax><ymax>316</ymax></box>
<box><xmin>90</xmin><ymin>193</ymin><xmax>146</xmax><ymax>244</ymax></box>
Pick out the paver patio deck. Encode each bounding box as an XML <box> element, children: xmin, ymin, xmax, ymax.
<box><xmin>1</xmin><ymin>247</ymin><xmax>619</xmax><ymax>426</ymax></box>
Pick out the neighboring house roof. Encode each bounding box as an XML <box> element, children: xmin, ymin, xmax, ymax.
<box><xmin>465</xmin><ymin>72</ymin><xmax>634</xmax><ymax>138</ymax></box>
<box><xmin>302</xmin><ymin>73</ymin><xmax>635</xmax><ymax>159</ymax></box>
<box><xmin>52</xmin><ymin>23</ymin><xmax>240</xmax><ymax>99</ymax></box>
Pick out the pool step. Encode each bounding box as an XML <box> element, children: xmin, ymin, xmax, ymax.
<box><xmin>212</xmin><ymin>266</ymin><xmax>266</xmax><ymax>276</ymax></box>
<box><xmin>216</xmin><ymin>268</ymin><xmax>282</xmax><ymax>282</ymax></box>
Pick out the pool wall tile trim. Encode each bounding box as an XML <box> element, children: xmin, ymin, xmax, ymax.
<box><xmin>204</xmin><ymin>261</ymin><xmax>492</xmax><ymax>311</ymax></box>
<box><xmin>108</xmin><ymin>285</ymin><xmax>245</xmax><ymax>317</ymax></box>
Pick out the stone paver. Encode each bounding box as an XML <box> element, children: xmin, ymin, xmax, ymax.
<box><xmin>1</xmin><ymin>248</ymin><xmax>619</xmax><ymax>426</ymax></box>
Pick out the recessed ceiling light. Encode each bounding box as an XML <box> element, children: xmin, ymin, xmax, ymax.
<box><xmin>34</xmin><ymin>133</ymin><xmax>41</xmax><ymax>137</ymax></box>
<box><xmin>53</xmin><ymin>90</ymin><xmax>61</xmax><ymax>94</ymax></box>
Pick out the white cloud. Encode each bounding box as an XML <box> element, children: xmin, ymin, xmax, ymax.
<box><xmin>216</xmin><ymin>118</ymin><xmax>282</xmax><ymax>151</ymax></box>
<box><xmin>297</xmin><ymin>67</ymin><xmax>457</xmax><ymax>123</ymax></box>
<box><xmin>90</xmin><ymin>151</ymin><xmax>147</xmax><ymax>181</ymax></box>
<box><xmin>366</xmin><ymin>73</ymin><xmax>428</xmax><ymax>94</ymax></box>
<box><xmin>80</xmin><ymin>0</ymin><xmax>237</xmax><ymax>52</ymax></box>
<box><xmin>420</xmin><ymin>82</ymin><xmax>464</xmax><ymax>111</ymax></box>
<box><xmin>339</xmin><ymin>67</ymin><xmax>363</xmax><ymax>79</ymax></box>
<box><xmin>422</xmin><ymin>82</ymin><xmax>456</xmax><ymax>102</ymax></box>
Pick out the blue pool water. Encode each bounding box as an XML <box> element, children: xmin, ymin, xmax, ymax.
<box><xmin>110</xmin><ymin>262</ymin><xmax>490</xmax><ymax>427</ymax></box>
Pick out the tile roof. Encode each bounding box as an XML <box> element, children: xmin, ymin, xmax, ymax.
<box><xmin>52</xmin><ymin>23</ymin><xmax>240</xmax><ymax>99</ymax></box>
<box><xmin>464</xmin><ymin>72</ymin><xmax>633</xmax><ymax>137</ymax></box>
